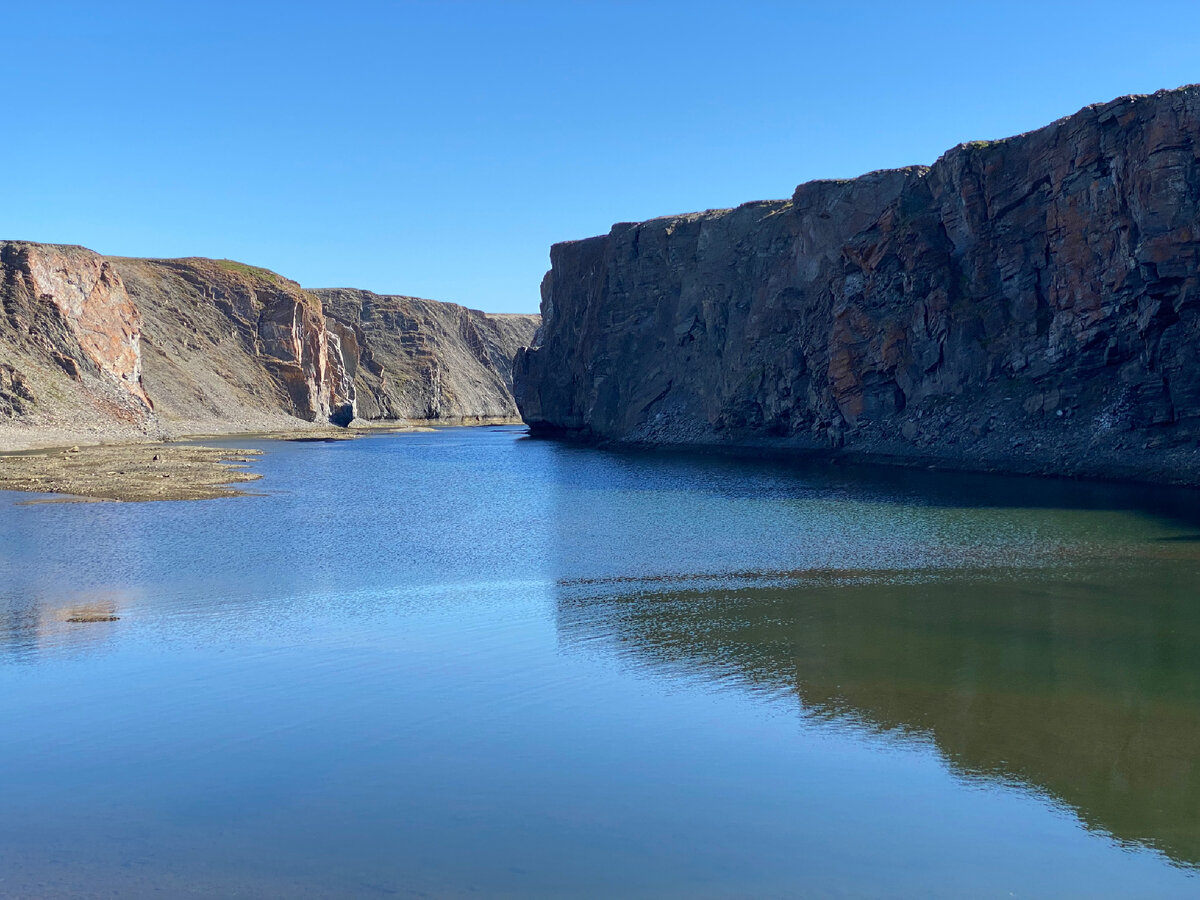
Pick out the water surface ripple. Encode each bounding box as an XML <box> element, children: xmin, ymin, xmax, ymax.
<box><xmin>2</xmin><ymin>427</ymin><xmax>1199</xmax><ymax>898</ymax></box>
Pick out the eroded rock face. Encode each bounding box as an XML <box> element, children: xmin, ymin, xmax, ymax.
<box><xmin>0</xmin><ymin>244</ymin><xmax>539</xmax><ymax>445</ymax></box>
<box><xmin>515</xmin><ymin>85</ymin><xmax>1200</xmax><ymax>483</ymax></box>
<box><xmin>325</xmin><ymin>317</ymin><xmax>360</xmax><ymax>427</ymax></box>
<box><xmin>0</xmin><ymin>242</ymin><xmax>150</xmax><ymax>414</ymax></box>
<box><xmin>114</xmin><ymin>257</ymin><xmax>355</xmax><ymax>427</ymax></box>
<box><xmin>0</xmin><ymin>363</ymin><xmax>34</xmax><ymax>418</ymax></box>
<box><xmin>316</xmin><ymin>288</ymin><xmax>540</xmax><ymax>422</ymax></box>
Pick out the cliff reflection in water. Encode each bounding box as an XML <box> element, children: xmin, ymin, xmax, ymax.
<box><xmin>555</xmin><ymin>556</ymin><xmax>1200</xmax><ymax>867</ymax></box>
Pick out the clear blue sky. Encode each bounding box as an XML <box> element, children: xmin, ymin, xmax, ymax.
<box><xmin>3</xmin><ymin>1</ymin><xmax>1197</xmax><ymax>313</ymax></box>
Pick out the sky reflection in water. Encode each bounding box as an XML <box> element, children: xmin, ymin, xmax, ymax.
<box><xmin>1</xmin><ymin>427</ymin><xmax>1199</xmax><ymax>898</ymax></box>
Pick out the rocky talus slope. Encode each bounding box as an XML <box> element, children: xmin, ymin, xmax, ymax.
<box><xmin>515</xmin><ymin>85</ymin><xmax>1200</xmax><ymax>484</ymax></box>
<box><xmin>0</xmin><ymin>243</ymin><xmax>538</xmax><ymax>449</ymax></box>
<box><xmin>314</xmin><ymin>289</ymin><xmax>537</xmax><ymax>422</ymax></box>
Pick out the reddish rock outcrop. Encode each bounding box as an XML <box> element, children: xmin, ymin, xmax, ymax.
<box><xmin>0</xmin><ymin>243</ymin><xmax>539</xmax><ymax>447</ymax></box>
<box><xmin>0</xmin><ymin>242</ymin><xmax>149</xmax><ymax>414</ymax></box>
<box><xmin>115</xmin><ymin>257</ymin><xmax>356</xmax><ymax>427</ymax></box>
<box><xmin>515</xmin><ymin>85</ymin><xmax>1200</xmax><ymax>484</ymax></box>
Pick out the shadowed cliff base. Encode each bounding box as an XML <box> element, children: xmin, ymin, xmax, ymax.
<box><xmin>0</xmin><ymin>243</ymin><xmax>539</xmax><ymax>452</ymax></box>
<box><xmin>515</xmin><ymin>84</ymin><xmax>1200</xmax><ymax>486</ymax></box>
<box><xmin>523</xmin><ymin>423</ymin><xmax>1200</xmax><ymax>487</ymax></box>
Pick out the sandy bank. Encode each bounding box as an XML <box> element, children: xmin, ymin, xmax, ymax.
<box><xmin>0</xmin><ymin>443</ymin><xmax>265</xmax><ymax>502</ymax></box>
<box><xmin>0</xmin><ymin>419</ymin><xmax>486</xmax><ymax>502</ymax></box>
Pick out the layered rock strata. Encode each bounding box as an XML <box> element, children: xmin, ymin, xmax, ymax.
<box><xmin>115</xmin><ymin>257</ymin><xmax>356</xmax><ymax>431</ymax></box>
<box><xmin>0</xmin><ymin>243</ymin><xmax>152</xmax><ymax>437</ymax></box>
<box><xmin>0</xmin><ymin>244</ymin><xmax>539</xmax><ymax>448</ymax></box>
<box><xmin>315</xmin><ymin>289</ymin><xmax>538</xmax><ymax>422</ymax></box>
<box><xmin>515</xmin><ymin>85</ymin><xmax>1200</xmax><ymax>483</ymax></box>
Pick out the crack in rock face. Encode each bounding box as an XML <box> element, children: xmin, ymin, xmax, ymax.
<box><xmin>515</xmin><ymin>85</ymin><xmax>1200</xmax><ymax>485</ymax></box>
<box><xmin>0</xmin><ymin>248</ymin><xmax>540</xmax><ymax>443</ymax></box>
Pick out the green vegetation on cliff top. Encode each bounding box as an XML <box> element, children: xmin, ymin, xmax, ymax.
<box><xmin>215</xmin><ymin>259</ymin><xmax>282</xmax><ymax>283</ymax></box>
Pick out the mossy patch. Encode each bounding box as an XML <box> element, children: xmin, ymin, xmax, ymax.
<box><xmin>210</xmin><ymin>260</ymin><xmax>323</xmax><ymax>311</ymax></box>
<box><xmin>215</xmin><ymin>259</ymin><xmax>281</xmax><ymax>283</ymax></box>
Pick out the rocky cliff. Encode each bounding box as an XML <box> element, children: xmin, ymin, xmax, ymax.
<box><xmin>0</xmin><ymin>243</ymin><xmax>538</xmax><ymax>449</ymax></box>
<box><xmin>515</xmin><ymin>85</ymin><xmax>1200</xmax><ymax>483</ymax></box>
<box><xmin>1</xmin><ymin>243</ymin><xmax>152</xmax><ymax>435</ymax></box>
<box><xmin>315</xmin><ymin>289</ymin><xmax>536</xmax><ymax>422</ymax></box>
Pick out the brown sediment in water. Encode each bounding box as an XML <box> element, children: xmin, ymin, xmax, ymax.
<box><xmin>0</xmin><ymin>443</ymin><xmax>265</xmax><ymax>502</ymax></box>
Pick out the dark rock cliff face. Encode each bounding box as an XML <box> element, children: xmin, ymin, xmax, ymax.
<box><xmin>0</xmin><ymin>244</ymin><xmax>539</xmax><ymax>446</ymax></box>
<box><xmin>515</xmin><ymin>85</ymin><xmax>1200</xmax><ymax>483</ymax></box>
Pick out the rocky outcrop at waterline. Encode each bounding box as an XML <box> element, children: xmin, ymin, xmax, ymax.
<box><xmin>515</xmin><ymin>85</ymin><xmax>1200</xmax><ymax>484</ymax></box>
<box><xmin>0</xmin><ymin>243</ymin><xmax>539</xmax><ymax>449</ymax></box>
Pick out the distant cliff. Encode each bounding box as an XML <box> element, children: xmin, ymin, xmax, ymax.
<box><xmin>515</xmin><ymin>85</ymin><xmax>1200</xmax><ymax>484</ymax></box>
<box><xmin>314</xmin><ymin>289</ymin><xmax>535</xmax><ymax>423</ymax></box>
<box><xmin>0</xmin><ymin>243</ymin><xmax>538</xmax><ymax>448</ymax></box>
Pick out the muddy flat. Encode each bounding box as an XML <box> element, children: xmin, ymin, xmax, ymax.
<box><xmin>0</xmin><ymin>443</ymin><xmax>263</xmax><ymax>501</ymax></box>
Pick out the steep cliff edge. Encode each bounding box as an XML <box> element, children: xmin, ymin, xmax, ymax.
<box><xmin>0</xmin><ymin>244</ymin><xmax>538</xmax><ymax>449</ymax></box>
<box><xmin>115</xmin><ymin>257</ymin><xmax>358</xmax><ymax>432</ymax></box>
<box><xmin>515</xmin><ymin>85</ymin><xmax>1200</xmax><ymax>484</ymax></box>
<box><xmin>0</xmin><ymin>243</ymin><xmax>152</xmax><ymax>436</ymax></box>
<box><xmin>315</xmin><ymin>289</ymin><xmax>538</xmax><ymax>422</ymax></box>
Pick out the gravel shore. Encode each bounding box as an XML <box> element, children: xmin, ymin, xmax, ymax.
<box><xmin>0</xmin><ymin>420</ymin><xmax>458</xmax><ymax>502</ymax></box>
<box><xmin>0</xmin><ymin>443</ymin><xmax>264</xmax><ymax>502</ymax></box>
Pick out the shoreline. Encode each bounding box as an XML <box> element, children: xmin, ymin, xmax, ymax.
<box><xmin>0</xmin><ymin>443</ymin><xmax>266</xmax><ymax>502</ymax></box>
<box><xmin>6</xmin><ymin>417</ymin><xmax>1194</xmax><ymax>501</ymax></box>
<box><xmin>6</xmin><ymin>416</ymin><xmax>1196</xmax><ymax>501</ymax></box>
<box><xmin>0</xmin><ymin>419</ymin><xmax>524</xmax><ymax>502</ymax></box>
<box><xmin>0</xmin><ymin>416</ymin><xmax>523</xmax><ymax>455</ymax></box>
<box><xmin>524</xmin><ymin>426</ymin><xmax>1200</xmax><ymax>492</ymax></box>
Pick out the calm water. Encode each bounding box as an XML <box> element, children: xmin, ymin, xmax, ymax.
<box><xmin>2</xmin><ymin>427</ymin><xmax>1200</xmax><ymax>898</ymax></box>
